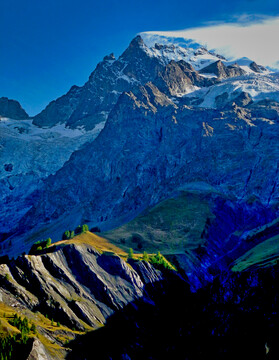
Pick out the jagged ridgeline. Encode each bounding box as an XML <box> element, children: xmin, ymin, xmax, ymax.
<box><xmin>0</xmin><ymin>230</ymin><xmax>176</xmax><ymax>359</ymax></box>
<box><xmin>1</xmin><ymin>33</ymin><xmax>279</xmax><ymax>359</ymax></box>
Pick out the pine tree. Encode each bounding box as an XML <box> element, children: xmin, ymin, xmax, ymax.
<box><xmin>143</xmin><ymin>251</ymin><xmax>149</xmax><ymax>262</ymax></box>
<box><xmin>30</xmin><ymin>323</ymin><xmax>36</xmax><ymax>333</ymax></box>
<box><xmin>46</xmin><ymin>238</ymin><xmax>52</xmax><ymax>247</ymax></box>
<box><xmin>75</xmin><ymin>225</ymin><xmax>82</xmax><ymax>235</ymax></box>
<box><xmin>82</xmin><ymin>224</ymin><xmax>89</xmax><ymax>232</ymax></box>
<box><xmin>62</xmin><ymin>230</ymin><xmax>71</xmax><ymax>240</ymax></box>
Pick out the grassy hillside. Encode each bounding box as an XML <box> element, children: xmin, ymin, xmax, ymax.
<box><xmin>232</xmin><ymin>218</ymin><xmax>279</xmax><ymax>272</ymax></box>
<box><xmin>232</xmin><ymin>234</ymin><xmax>279</xmax><ymax>272</ymax></box>
<box><xmin>54</xmin><ymin>232</ymin><xmax>127</xmax><ymax>256</ymax></box>
<box><xmin>0</xmin><ymin>301</ymin><xmax>88</xmax><ymax>359</ymax></box>
<box><xmin>103</xmin><ymin>191</ymin><xmax>217</xmax><ymax>254</ymax></box>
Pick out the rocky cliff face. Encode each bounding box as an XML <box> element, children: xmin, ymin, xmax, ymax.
<box><xmin>154</xmin><ymin>60</ymin><xmax>217</xmax><ymax>96</ymax></box>
<box><xmin>32</xmin><ymin>36</ymin><xmax>166</xmax><ymax>130</ymax></box>
<box><xmin>31</xmin><ymin>35</ymin><xmax>236</xmax><ymax>130</ymax></box>
<box><xmin>13</xmin><ymin>82</ymin><xmax>279</xmax><ymax>249</ymax></box>
<box><xmin>1</xmin><ymin>35</ymin><xmax>279</xmax><ymax>261</ymax></box>
<box><xmin>0</xmin><ymin>97</ymin><xmax>29</xmax><ymax>120</ymax></box>
<box><xmin>200</xmin><ymin>60</ymin><xmax>246</xmax><ymax>79</ymax></box>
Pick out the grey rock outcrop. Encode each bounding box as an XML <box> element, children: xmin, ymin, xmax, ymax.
<box><xmin>231</xmin><ymin>91</ymin><xmax>253</xmax><ymax>107</ymax></box>
<box><xmin>214</xmin><ymin>91</ymin><xmax>229</xmax><ymax>108</ymax></box>
<box><xmin>0</xmin><ymin>97</ymin><xmax>29</xmax><ymax>119</ymax></box>
<box><xmin>27</xmin><ymin>338</ymin><xmax>52</xmax><ymax>360</ymax></box>
<box><xmin>250</xmin><ymin>61</ymin><xmax>266</xmax><ymax>73</ymax></box>
<box><xmin>0</xmin><ymin>242</ymin><xmax>162</xmax><ymax>330</ymax></box>
<box><xmin>200</xmin><ymin>60</ymin><xmax>246</xmax><ymax>79</ymax></box>
<box><xmin>215</xmin><ymin>91</ymin><xmax>253</xmax><ymax>108</ymax></box>
<box><xmin>154</xmin><ymin>60</ymin><xmax>216</xmax><ymax>96</ymax></box>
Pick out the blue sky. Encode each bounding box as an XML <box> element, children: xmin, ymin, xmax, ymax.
<box><xmin>1</xmin><ymin>0</ymin><xmax>279</xmax><ymax>116</ymax></box>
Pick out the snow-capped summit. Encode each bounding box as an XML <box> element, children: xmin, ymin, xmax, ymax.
<box><xmin>140</xmin><ymin>32</ymin><xmax>203</xmax><ymax>50</ymax></box>
<box><xmin>139</xmin><ymin>34</ymin><xmax>226</xmax><ymax>70</ymax></box>
<box><xmin>30</xmin><ymin>35</ymin><xmax>232</xmax><ymax>130</ymax></box>
<box><xmin>31</xmin><ymin>34</ymin><xmax>274</xmax><ymax>131</ymax></box>
<box><xmin>141</xmin><ymin>32</ymin><xmax>271</xmax><ymax>74</ymax></box>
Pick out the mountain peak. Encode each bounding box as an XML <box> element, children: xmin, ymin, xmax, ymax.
<box><xmin>0</xmin><ymin>97</ymin><xmax>29</xmax><ymax>120</ymax></box>
<box><xmin>249</xmin><ymin>61</ymin><xmax>267</xmax><ymax>73</ymax></box>
<box><xmin>103</xmin><ymin>53</ymin><xmax>116</xmax><ymax>61</ymax></box>
<box><xmin>120</xmin><ymin>34</ymin><xmax>150</xmax><ymax>61</ymax></box>
<box><xmin>129</xmin><ymin>35</ymin><xmax>145</xmax><ymax>48</ymax></box>
<box><xmin>200</xmin><ymin>60</ymin><xmax>245</xmax><ymax>79</ymax></box>
<box><xmin>200</xmin><ymin>60</ymin><xmax>226</xmax><ymax>76</ymax></box>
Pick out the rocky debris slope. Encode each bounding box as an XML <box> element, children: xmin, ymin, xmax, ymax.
<box><xmin>27</xmin><ymin>338</ymin><xmax>52</xmax><ymax>360</ymax></box>
<box><xmin>0</xmin><ymin>97</ymin><xmax>29</xmax><ymax>120</ymax></box>
<box><xmin>0</xmin><ymin>239</ymin><xmax>162</xmax><ymax>332</ymax></box>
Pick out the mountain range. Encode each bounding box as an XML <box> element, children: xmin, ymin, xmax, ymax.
<box><xmin>1</xmin><ymin>33</ymin><xmax>279</xmax><ymax>359</ymax></box>
<box><xmin>1</xmin><ymin>35</ymin><xmax>278</xmax><ymax>252</ymax></box>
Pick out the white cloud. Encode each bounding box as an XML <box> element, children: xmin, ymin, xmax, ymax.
<box><xmin>142</xmin><ymin>16</ymin><xmax>279</xmax><ymax>69</ymax></box>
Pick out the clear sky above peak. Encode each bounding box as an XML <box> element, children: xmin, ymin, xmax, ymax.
<box><xmin>1</xmin><ymin>0</ymin><xmax>279</xmax><ymax>116</ymax></box>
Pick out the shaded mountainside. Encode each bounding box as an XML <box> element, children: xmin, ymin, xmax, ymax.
<box><xmin>8</xmin><ymin>80</ymin><xmax>279</xmax><ymax>258</ymax></box>
<box><xmin>66</xmin><ymin>261</ymin><xmax>279</xmax><ymax>360</ymax></box>
<box><xmin>232</xmin><ymin>217</ymin><xmax>279</xmax><ymax>272</ymax></box>
<box><xmin>0</xmin><ymin>35</ymin><xmax>229</xmax><ymax>242</ymax></box>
